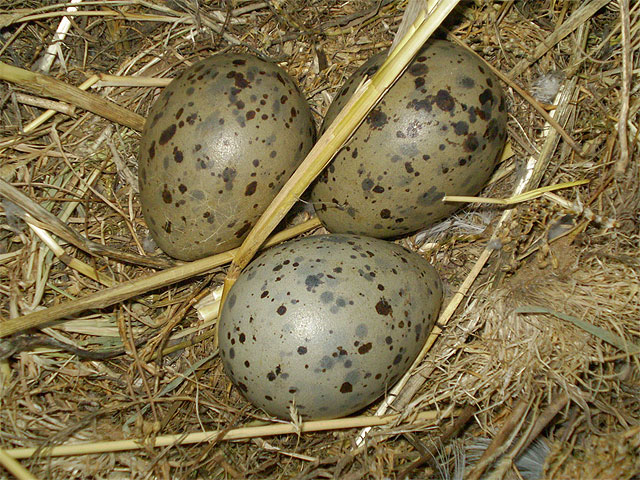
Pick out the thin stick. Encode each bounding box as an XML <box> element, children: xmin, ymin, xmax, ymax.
<box><xmin>220</xmin><ymin>0</ymin><xmax>462</xmax><ymax>306</ymax></box>
<box><xmin>0</xmin><ymin>61</ymin><xmax>145</xmax><ymax>131</ymax></box>
<box><xmin>397</xmin><ymin>404</ymin><xmax>477</xmax><ymax>479</ymax></box>
<box><xmin>13</xmin><ymin>92</ymin><xmax>76</xmax><ymax>115</ymax></box>
<box><xmin>4</xmin><ymin>408</ymin><xmax>453</xmax><ymax>460</ymax></box>
<box><xmin>615</xmin><ymin>0</ymin><xmax>631</xmax><ymax>177</ymax></box>
<box><xmin>0</xmin><ymin>218</ymin><xmax>321</xmax><ymax>338</ymax></box>
<box><xmin>94</xmin><ymin>73</ymin><xmax>171</xmax><ymax>88</ymax></box>
<box><xmin>518</xmin><ymin>393</ymin><xmax>569</xmax><ymax>454</ymax></box>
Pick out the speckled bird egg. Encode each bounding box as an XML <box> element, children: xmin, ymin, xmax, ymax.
<box><xmin>310</xmin><ymin>39</ymin><xmax>508</xmax><ymax>237</ymax></box>
<box><xmin>138</xmin><ymin>54</ymin><xmax>315</xmax><ymax>260</ymax></box>
<box><xmin>218</xmin><ymin>234</ymin><xmax>443</xmax><ymax>420</ymax></box>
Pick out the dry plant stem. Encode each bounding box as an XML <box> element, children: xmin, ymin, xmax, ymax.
<box><xmin>0</xmin><ymin>218</ymin><xmax>321</xmax><ymax>338</ymax></box>
<box><xmin>615</xmin><ymin>0</ymin><xmax>631</xmax><ymax>177</ymax></box>
<box><xmin>221</xmin><ymin>0</ymin><xmax>463</xmax><ymax>304</ymax></box>
<box><xmin>397</xmin><ymin>404</ymin><xmax>477</xmax><ymax>480</ymax></box>
<box><xmin>519</xmin><ymin>393</ymin><xmax>569</xmax><ymax>454</ymax></box>
<box><xmin>465</xmin><ymin>397</ymin><xmax>533</xmax><ymax>480</ymax></box>
<box><xmin>14</xmin><ymin>92</ymin><xmax>75</xmax><ymax>115</ymax></box>
<box><xmin>509</xmin><ymin>0</ymin><xmax>612</xmax><ymax>77</ymax></box>
<box><xmin>94</xmin><ymin>73</ymin><xmax>171</xmax><ymax>88</ymax></box>
<box><xmin>10</xmin><ymin>75</ymin><xmax>99</xmax><ymax>138</ymax></box>
<box><xmin>0</xmin><ymin>448</ymin><xmax>40</xmax><ymax>480</ymax></box>
<box><xmin>0</xmin><ymin>61</ymin><xmax>145</xmax><ymax>131</ymax></box>
<box><xmin>5</xmin><ymin>409</ymin><xmax>453</xmax><ymax>460</ymax></box>
<box><xmin>1</xmin><ymin>11</ymin><xmax>186</xmax><ymax>30</ymax></box>
<box><xmin>0</xmin><ymin>177</ymin><xmax>172</xmax><ymax>269</ymax></box>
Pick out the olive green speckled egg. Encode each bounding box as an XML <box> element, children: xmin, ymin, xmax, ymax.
<box><xmin>218</xmin><ymin>234</ymin><xmax>443</xmax><ymax>420</ymax></box>
<box><xmin>138</xmin><ymin>54</ymin><xmax>315</xmax><ymax>261</ymax></box>
<box><xmin>310</xmin><ymin>39</ymin><xmax>507</xmax><ymax>238</ymax></box>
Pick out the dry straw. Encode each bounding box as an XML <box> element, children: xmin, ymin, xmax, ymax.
<box><xmin>3</xmin><ymin>408</ymin><xmax>452</xmax><ymax>460</ymax></box>
<box><xmin>0</xmin><ymin>0</ymin><xmax>636</xmax><ymax>477</ymax></box>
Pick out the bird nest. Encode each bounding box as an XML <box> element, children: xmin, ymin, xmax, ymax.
<box><xmin>0</xmin><ymin>1</ymin><xmax>638</xmax><ymax>479</ymax></box>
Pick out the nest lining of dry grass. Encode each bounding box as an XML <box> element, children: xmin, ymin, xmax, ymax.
<box><xmin>0</xmin><ymin>1</ymin><xmax>639</xmax><ymax>479</ymax></box>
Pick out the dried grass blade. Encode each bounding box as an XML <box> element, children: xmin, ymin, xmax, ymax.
<box><xmin>25</xmin><ymin>219</ymin><xmax>115</xmax><ymax>287</ymax></box>
<box><xmin>516</xmin><ymin>306</ymin><xmax>640</xmax><ymax>355</ymax></box>
<box><xmin>220</xmin><ymin>0</ymin><xmax>463</xmax><ymax>305</ymax></box>
<box><xmin>443</xmin><ymin>179</ymin><xmax>590</xmax><ymax>205</ymax></box>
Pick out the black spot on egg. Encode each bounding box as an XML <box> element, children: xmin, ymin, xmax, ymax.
<box><xmin>162</xmin><ymin>186</ymin><xmax>172</xmax><ymax>204</ymax></box>
<box><xmin>463</xmin><ymin>135</ymin><xmax>479</xmax><ymax>152</ymax></box>
<box><xmin>409</xmin><ymin>63</ymin><xmax>428</xmax><ymax>76</ymax></box>
<box><xmin>245</xmin><ymin>181</ymin><xmax>257</xmax><ymax>196</ymax></box>
<box><xmin>361</xmin><ymin>178</ymin><xmax>374</xmax><ymax>191</ymax></box>
<box><xmin>367</xmin><ymin>108</ymin><xmax>388</xmax><ymax>129</ymax></box>
<box><xmin>305</xmin><ymin>274</ymin><xmax>324</xmax><ymax>291</ymax></box>
<box><xmin>417</xmin><ymin>186</ymin><xmax>445</xmax><ymax>206</ymax></box>
<box><xmin>234</xmin><ymin>222</ymin><xmax>252</xmax><ymax>238</ymax></box>
<box><xmin>460</xmin><ymin>76</ymin><xmax>475</xmax><ymax>88</ymax></box>
<box><xmin>159</xmin><ymin>124</ymin><xmax>176</xmax><ymax>145</ymax></box>
<box><xmin>375</xmin><ymin>299</ymin><xmax>392</xmax><ymax>316</ymax></box>
<box><xmin>340</xmin><ymin>382</ymin><xmax>353</xmax><ymax>393</ymax></box>
<box><xmin>408</xmin><ymin>98</ymin><xmax>431</xmax><ymax>112</ymax></box>
<box><xmin>435</xmin><ymin>89</ymin><xmax>455</xmax><ymax>112</ymax></box>
<box><xmin>453</xmin><ymin>121</ymin><xmax>469</xmax><ymax>135</ymax></box>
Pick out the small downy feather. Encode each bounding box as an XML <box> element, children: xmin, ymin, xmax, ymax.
<box><xmin>531</xmin><ymin>72</ymin><xmax>565</xmax><ymax>104</ymax></box>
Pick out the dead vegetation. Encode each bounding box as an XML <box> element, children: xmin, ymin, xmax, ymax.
<box><xmin>0</xmin><ymin>0</ymin><xmax>638</xmax><ymax>478</ymax></box>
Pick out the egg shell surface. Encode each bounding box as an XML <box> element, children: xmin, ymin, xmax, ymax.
<box><xmin>138</xmin><ymin>54</ymin><xmax>315</xmax><ymax>260</ymax></box>
<box><xmin>310</xmin><ymin>39</ymin><xmax>508</xmax><ymax>237</ymax></box>
<box><xmin>218</xmin><ymin>234</ymin><xmax>443</xmax><ymax>420</ymax></box>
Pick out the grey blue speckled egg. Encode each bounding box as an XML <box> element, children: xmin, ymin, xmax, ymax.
<box><xmin>310</xmin><ymin>39</ymin><xmax>508</xmax><ymax>237</ymax></box>
<box><xmin>138</xmin><ymin>54</ymin><xmax>315</xmax><ymax>260</ymax></box>
<box><xmin>218</xmin><ymin>234</ymin><xmax>443</xmax><ymax>420</ymax></box>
